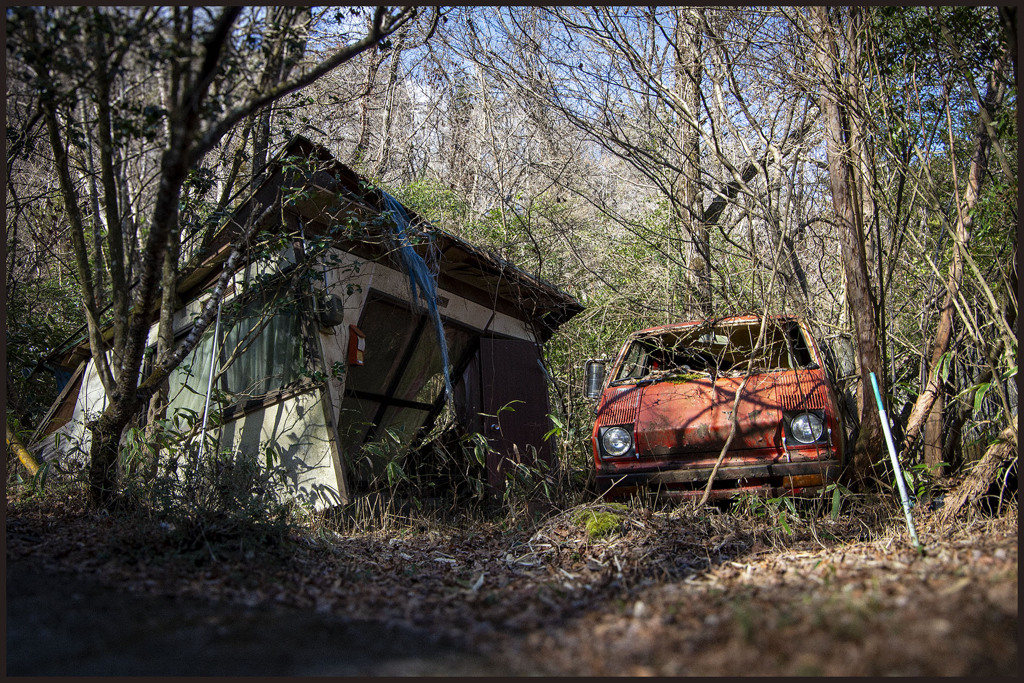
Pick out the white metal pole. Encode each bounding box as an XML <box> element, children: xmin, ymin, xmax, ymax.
<box><xmin>197</xmin><ymin>301</ymin><xmax>222</xmax><ymax>460</ymax></box>
<box><xmin>870</xmin><ymin>371</ymin><xmax>921</xmax><ymax>551</ymax></box>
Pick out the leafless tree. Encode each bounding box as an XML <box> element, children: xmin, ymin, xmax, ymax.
<box><xmin>9</xmin><ymin>6</ymin><xmax>424</xmax><ymax>506</ymax></box>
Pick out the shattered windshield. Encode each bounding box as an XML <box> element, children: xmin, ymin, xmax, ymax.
<box><xmin>612</xmin><ymin>319</ymin><xmax>815</xmax><ymax>384</ymax></box>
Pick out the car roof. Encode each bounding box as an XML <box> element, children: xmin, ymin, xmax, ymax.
<box><xmin>630</xmin><ymin>314</ymin><xmax>801</xmax><ymax>337</ymax></box>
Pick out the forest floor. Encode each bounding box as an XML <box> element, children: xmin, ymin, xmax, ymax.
<box><xmin>5</xmin><ymin>482</ymin><xmax>1018</xmax><ymax>676</ymax></box>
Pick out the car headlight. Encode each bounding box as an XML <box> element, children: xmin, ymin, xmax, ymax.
<box><xmin>601</xmin><ymin>426</ymin><xmax>633</xmax><ymax>457</ymax></box>
<box><xmin>789</xmin><ymin>412</ymin><xmax>825</xmax><ymax>444</ymax></box>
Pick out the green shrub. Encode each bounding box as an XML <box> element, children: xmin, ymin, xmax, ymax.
<box><xmin>114</xmin><ymin>420</ymin><xmax>298</xmax><ymax>561</ymax></box>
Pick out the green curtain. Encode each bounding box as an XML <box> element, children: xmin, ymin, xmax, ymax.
<box><xmin>167</xmin><ymin>298</ymin><xmax>304</xmax><ymax>420</ymax></box>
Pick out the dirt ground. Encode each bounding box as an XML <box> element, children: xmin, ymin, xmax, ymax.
<box><xmin>5</xmin><ymin>490</ymin><xmax>1018</xmax><ymax>676</ymax></box>
<box><xmin>5</xmin><ymin>557</ymin><xmax>505</xmax><ymax>676</ymax></box>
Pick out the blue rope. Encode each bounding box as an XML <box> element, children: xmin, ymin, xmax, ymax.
<box><xmin>380</xmin><ymin>191</ymin><xmax>453</xmax><ymax>406</ymax></box>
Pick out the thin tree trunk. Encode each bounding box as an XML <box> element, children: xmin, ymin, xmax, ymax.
<box><xmin>374</xmin><ymin>33</ymin><xmax>404</xmax><ymax>177</ymax></box>
<box><xmin>42</xmin><ymin>100</ymin><xmax>117</xmax><ymax>398</ymax></box>
<box><xmin>899</xmin><ymin>52</ymin><xmax>1008</xmax><ymax>462</ymax></box>
<box><xmin>217</xmin><ymin>117</ymin><xmax>256</xmax><ymax>212</ymax></box>
<box><xmin>92</xmin><ymin>36</ymin><xmax>130</xmax><ymax>375</ymax></box>
<box><xmin>144</xmin><ymin>218</ymin><xmax>181</xmax><ymax>461</ymax></box>
<box><xmin>924</xmin><ymin>378</ymin><xmax>946</xmax><ymax>471</ymax></box>
<box><xmin>355</xmin><ymin>53</ymin><xmax>383</xmax><ymax>163</ymax></box>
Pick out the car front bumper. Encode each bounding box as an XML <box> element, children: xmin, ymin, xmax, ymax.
<box><xmin>595</xmin><ymin>457</ymin><xmax>841</xmax><ymax>500</ymax></box>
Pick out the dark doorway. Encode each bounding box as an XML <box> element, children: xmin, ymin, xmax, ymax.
<box><xmin>477</xmin><ymin>338</ymin><xmax>556</xmax><ymax>492</ymax></box>
<box><xmin>336</xmin><ymin>292</ymin><xmax>475</xmax><ymax>487</ymax></box>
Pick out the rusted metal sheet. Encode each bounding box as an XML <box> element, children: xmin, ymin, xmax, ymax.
<box><xmin>596</xmin><ymin>385</ymin><xmax>643</xmax><ymax>425</ymax></box>
<box><xmin>634</xmin><ymin>374</ymin><xmax>781</xmax><ymax>455</ymax></box>
<box><xmin>774</xmin><ymin>370</ymin><xmax>829</xmax><ymax>411</ymax></box>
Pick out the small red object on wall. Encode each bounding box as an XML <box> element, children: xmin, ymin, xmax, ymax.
<box><xmin>348</xmin><ymin>325</ymin><xmax>365</xmax><ymax>366</ymax></box>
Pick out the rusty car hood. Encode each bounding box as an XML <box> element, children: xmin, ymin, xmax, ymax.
<box><xmin>633</xmin><ymin>373</ymin><xmax>781</xmax><ymax>456</ymax></box>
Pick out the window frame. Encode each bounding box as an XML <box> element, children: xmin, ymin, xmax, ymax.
<box><xmin>153</xmin><ymin>274</ymin><xmax>318</xmax><ymax>424</ymax></box>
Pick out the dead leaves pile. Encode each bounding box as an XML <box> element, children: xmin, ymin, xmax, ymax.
<box><xmin>6</xmin><ymin>491</ymin><xmax>1018</xmax><ymax>676</ymax></box>
<box><xmin>503</xmin><ymin>507</ymin><xmax>1018</xmax><ymax>676</ymax></box>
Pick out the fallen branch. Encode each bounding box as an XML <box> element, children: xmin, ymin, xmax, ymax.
<box><xmin>939</xmin><ymin>424</ymin><xmax>1017</xmax><ymax>525</ymax></box>
<box><xmin>7</xmin><ymin>424</ymin><xmax>41</xmax><ymax>477</ymax></box>
<box><xmin>698</xmin><ymin>374</ymin><xmax>751</xmax><ymax>506</ymax></box>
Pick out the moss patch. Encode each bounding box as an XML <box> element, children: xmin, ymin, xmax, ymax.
<box><xmin>667</xmin><ymin>372</ymin><xmax>705</xmax><ymax>383</ymax></box>
<box><xmin>572</xmin><ymin>504</ymin><xmax>627</xmax><ymax>539</ymax></box>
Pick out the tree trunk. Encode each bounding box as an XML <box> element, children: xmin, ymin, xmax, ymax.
<box><xmin>373</xmin><ymin>33</ymin><xmax>405</xmax><ymax>177</ymax></box>
<box><xmin>88</xmin><ymin>406</ymin><xmax>133</xmax><ymax>507</ymax></box>
<box><xmin>673</xmin><ymin>8</ymin><xmax>709</xmax><ymax>318</ymax></box>
<box><xmin>144</xmin><ymin>215</ymin><xmax>182</xmax><ymax>473</ymax></box>
<box><xmin>845</xmin><ymin>9</ymin><xmax>892</xmax><ymax>416</ymax></box>
<box><xmin>355</xmin><ymin>53</ymin><xmax>383</xmax><ymax>163</ymax></box>
<box><xmin>811</xmin><ymin>6</ymin><xmax>885</xmax><ymax>483</ymax></box>
<box><xmin>924</xmin><ymin>376</ymin><xmax>946</xmax><ymax>471</ymax></box>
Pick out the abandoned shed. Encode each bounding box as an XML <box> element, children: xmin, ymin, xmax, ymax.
<box><xmin>30</xmin><ymin>135</ymin><xmax>583</xmax><ymax>509</ymax></box>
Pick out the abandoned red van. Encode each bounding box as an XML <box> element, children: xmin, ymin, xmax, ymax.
<box><xmin>586</xmin><ymin>315</ymin><xmax>845</xmax><ymax>500</ymax></box>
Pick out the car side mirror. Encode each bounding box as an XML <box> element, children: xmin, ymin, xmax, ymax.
<box><xmin>585</xmin><ymin>359</ymin><xmax>606</xmax><ymax>400</ymax></box>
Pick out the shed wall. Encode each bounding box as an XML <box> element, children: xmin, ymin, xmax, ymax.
<box><xmin>31</xmin><ymin>362</ymin><xmax>343</xmax><ymax>511</ymax></box>
<box><xmin>214</xmin><ymin>388</ymin><xmax>344</xmax><ymax>510</ymax></box>
<box><xmin>33</xmin><ymin>355</ymin><xmax>110</xmax><ymax>464</ymax></box>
